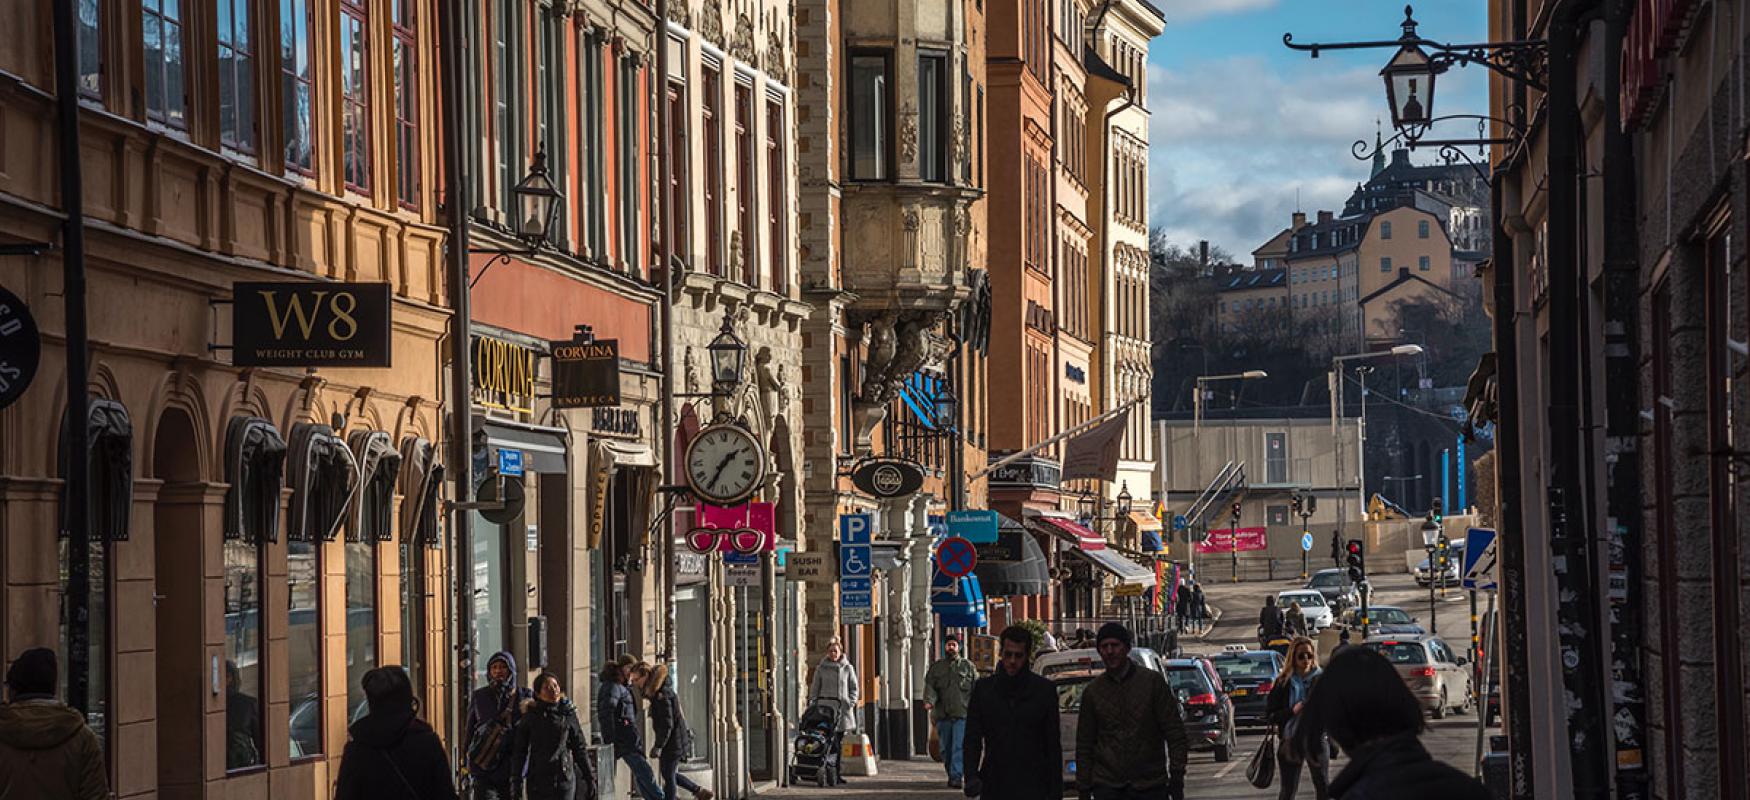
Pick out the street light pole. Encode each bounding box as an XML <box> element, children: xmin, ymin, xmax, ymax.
<box><xmin>1330</xmin><ymin>345</ymin><xmax>1422</xmax><ymax>536</ymax></box>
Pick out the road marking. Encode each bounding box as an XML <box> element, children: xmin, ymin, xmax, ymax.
<box><xmin>1214</xmin><ymin>758</ymin><xmax>1242</xmax><ymax>779</ymax></box>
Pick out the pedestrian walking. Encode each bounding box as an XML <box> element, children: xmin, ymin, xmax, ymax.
<box><xmin>508</xmin><ymin>673</ymin><xmax>597</xmax><ymax>800</ymax></box>
<box><xmin>1295</xmin><ymin>648</ymin><xmax>1489</xmax><ymax>800</ymax></box>
<box><xmin>1331</xmin><ymin>629</ymin><xmax>1355</xmax><ymax>660</ymax></box>
<box><xmin>1259</xmin><ymin>596</ymin><xmax>1285</xmax><ymax>646</ymax></box>
<box><xmin>224</xmin><ymin>659</ymin><xmax>262</xmax><ymax>769</ymax></box>
<box><xmin>962</xmin><ymin>626</ymin><xmax>1062</xmax><ymax>800</ymax></box>
<box><xmin>924</xmin><ymin>634</ymin><xmax>979</xmax><ymax>789</ymax></box>
<box><xmin>598</xmin><ymin>662</ymin><xmax>666</xmax><ymax>800</ymax></box>
<box><xmin>0</xmin><ymin>647</ymin><xmax>107</xmax><ymax>800</ymax></box>
<box><xmin>1190</xmin><ymin>584</ymin><xmax>1207</xmax><ymax>632</ymax></box>
<box><xmin>464</xmin><ymin>651</ymin><xmax>533</xmax><ymax>800</ymax></box>
<box><xmin>1267</xmin><ymin>637</ymin><xmax>1329</xmax><ymax>800</ymax></box>
<box><xmin>807</xmin><ymin>638</ymin><xmax>859</xmax><ymax>786</ymax></box>
<box><xmin>1074</xmin><ymin>622</ymin><xmax>1189</xmax><ymax>800</ymax></box>
<box><xmin>334</xmin><ymin>666</ymin><xmax>459</xmax><ymax>800</ymax></box>
<box><xmin>1330</xmin><ymin>531</ymin><xmax>1342</xmax><ymax>567</ymax></box>
<box><xmin>636</xmin><ymin>663</ymin><xmax>714</xmax><ymax>800</ymax></box>
<box><xmin>1174</xmin><ymin>582</ymin><xmax>1192</xmax><ymax>632</ymax></box>
<box><xmin>1285</xmin><ymin>602</ymin><xmax>1308</xmax><ymax>638</ymax></box>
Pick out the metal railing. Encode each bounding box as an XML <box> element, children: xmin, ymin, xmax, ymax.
<box><xmin>1182</xmin><ymin>461</ymin><xmax>1246</xmax><ymax>530</ymax></box>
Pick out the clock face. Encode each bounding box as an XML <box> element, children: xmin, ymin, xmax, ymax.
<box><xmin>685</xmin><ymin>424</ymin><xmax>765</xmax><ymax>505</ymax></box>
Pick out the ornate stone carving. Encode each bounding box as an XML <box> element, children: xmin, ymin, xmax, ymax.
<box><xmin>700</xmin><ymin>0</ymin><xmax>724</xmax><ymax>46</ymax></box>
<box><xmin>902</xmin><ymin>208</ymin><xmax>921</xmax><ymax>232</ymax></box>
<box><xmin>729</xmin><ymin>230</ymin><xmax>745</xmax><ymax>278</ymax></box>
<box><xmin>951</xmin><ymin>114</ymin><xmax>967</xmax><ymax>173</ymax></box>
<box><xmin>764</xmin><ymin>28</ymin><xmax>787</xmax><ymax>75</ymax></box>
<box><xmin>730</xmin><ymin>13</ymin><xmax>756</xmax><ymax>63</ymax></box>
<box><xmin>850</xmin><ymin>310</ymin><xmax>953</xmax><ymax>453</ymax></box>
<box><xmin>950</xmin><ymin>205</ymin><xmax>970</xmax><ymax>236</ymax></box>
<box><xmin>899</xmin><ymin>105</ymin><xmax>919</xmax><ymax>164</ymax></box>
<box><xmin>666</xmin><ymin>0</ymin><xmax>692</xmax><ymax>27</ymax></box>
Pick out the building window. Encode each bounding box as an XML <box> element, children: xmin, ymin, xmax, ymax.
<box><xmin>287</xmin><ymin>536</ymin><xmax>321</xmax><ymax>758</ymax></box>
<box><xmin>580</xmin><ymin>31</ymin><xmax>606</xmax><ymax>257</ymax></box>
<box><xmin>344</xmin><ymin>539</ymin><xmax>377</xmax><ymax>723</ymax></box>
<box><xmin>1266</xmin><ymin>431</ymin><xmax>1287</xmax><ymax>484</ymax></box>
<box><xmin>78</xmin><ymin>0</ymin><xmax>102</xmax><ymax>98</ymax></box>
<box><xmin>142</xmin><ymin>0</ymin><xmax>187</xmax><ymax>128</ymax></box>
<box><xmin>1380</xmin><ymin>257</ymin><xmax>1392</xmax><ymax>273</ymax></box>
<box><xmin>281</xmin><ymin>0</ymin><xmax>315</xmax><ymax>173</ymax></box>
<box><xmin>339</xmin><ymin>0</ymin><xmax>371</xmax><ymax>193</ymax></box>
<box><xmin>734</xmin><ymin>81</ymin><xmax>756</xmax><ymax>286</ymax></box>
<box><xmin>703</xmin><ymin>63</ymin><xmax>724</xmax><ymax>275</ymax></box>
<box><xmin>216</xmin><ymin>0</ymin><xmax>258</xmax><ymax>152</ymax></box>
<box><xmin>618</xmin><ymin>56</ymin><xmax>643</xmax><ymax>272</ymax></box>
<box><xmin>918</xmin><ymin>52</ymin><xmax>947</xmax><ymax>182</ymax></box>
<box><xmin>1380</xmin><ymin>221</ymin><xmax>1392</xmax><ymax>239</ymax></box>
<box><xmin>1418</xmin><ymin>219</ymin><xmax>1430</xmax><ymax>238</ymax></box>
<box><xmin>766</xmin><ymin>96</ymin><xmax>787</xmax><ymax>294</ymax></box>
<box><xmin>224</xmin><ymin>537</ymin><xmax>265</xmax><ymax>771</ymax></box>
<box><xmin>392</xmin><ymin>0</ymin><xmax>419</xmax><ymax>208</ymax></box>
<box><xmin>1419</xmin><ymin>256</ymin><xmax>1431</xmax><ymax>271</ymax></box>
<box><xmin>976</xmin><ymin>86</ymin><xmax>985</xmax><ymax>187</ymax></box>
<box><xmin>493</xmin><ymin>0</ymin><xmax>523</xmax><ymax>214</ymax></box>
<box><xmin>668</xmin><ymin>80</ymin><xmax>691</xmax><ymax>268</ymax></box>
<box><xmin>849</xmin><ymin>52</ymin><xmax>892</xmax><ymax>180</ymax></box>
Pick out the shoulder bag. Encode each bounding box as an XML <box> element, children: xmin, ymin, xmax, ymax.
<box><xmin>1246</xmin><ymin>727</ymin><xmax>1277</xmax><ymax>789</ymax></box>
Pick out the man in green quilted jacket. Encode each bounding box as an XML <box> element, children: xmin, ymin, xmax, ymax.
<box><xmin>1075</xmin><ymin>622</ymin><xmax>1189</xmax><ymax>800</ymax></box>
<box><xmin>925</xmin><ymin>634</ymin><xmax>979</xmax><ymax>789</ymax></box>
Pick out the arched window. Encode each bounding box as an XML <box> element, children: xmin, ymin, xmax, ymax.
<box><xmin>397</xmin><ymin>437</ymin><xmax>443</xmax><ymax>702</ymax></box>
<box><xmin>222</xmin><ymin>416</ymin><xmax>285</xmax><ymax>769</ymax></box>
<box><xmin>345</xmin><ymin>431</ymin><xmax>399</xmax><ymax>722</ymax></box>
<box><xmin>58</xmin><ymin>399</ymin><xmax>134</xmax><ymax>758</ymax></box>
<box><xmin>287</xmin><ymin>423</ymin><xmax>359</xmax><ymax>747</ymax></box>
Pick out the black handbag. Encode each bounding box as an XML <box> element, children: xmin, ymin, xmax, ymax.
<box><xmin>1247</xmin><ymin>728</ymin><xmax>1278</xmax><ymax>789</ymax></box>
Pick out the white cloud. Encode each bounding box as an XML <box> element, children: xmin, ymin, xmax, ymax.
<box><xmin>1151</xmin><ymin>0</ymin><xmax>1279</xmax><ymax>23</ymax></box>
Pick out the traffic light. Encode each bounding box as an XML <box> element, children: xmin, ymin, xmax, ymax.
<box><xmin>1305</xmin><ymin>494</ymin><xmax>1317</xmax><ymax>515</ymax></box>
<box><xmin>1431</xmin><ymin>497</ymin><xmax>1444</xmax><ymax>524</ymax></box>
<box><xmin>1231</xmin><ymin>501</ymin><xmax>1242</xmax><ymax>521</ymax></box>
<box><xmin>1346</xmin><ymin>539</ymin><xmax>1366</xmax><ymax>583</ymax></box>
<box><xmin>1291</xmin><ymin>495</ymin><xmax>1303</xmax><ymax>516</ymax></box>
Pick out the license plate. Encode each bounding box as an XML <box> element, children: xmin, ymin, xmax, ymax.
<box><xmin>1232</xmin><ymin>688</ymin><xmax>1249</xmax><ymax>696</ymax></box>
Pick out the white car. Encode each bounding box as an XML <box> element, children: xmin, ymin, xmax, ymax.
<box><xmin>1276</xmin><ymin>589</ymin><xmax>1334</xmax><ymax>632</ymax></box>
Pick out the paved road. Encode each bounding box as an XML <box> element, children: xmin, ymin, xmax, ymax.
<box><xmin>756</xmin><ymin>571</ymin><xmax>1497</xmax><ymax>799</ymax></box>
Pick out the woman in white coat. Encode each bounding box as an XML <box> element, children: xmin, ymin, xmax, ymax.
<box><xmin>808</xmin><ymin>638</ymin><xmax>860</xmax><ymax>733</ymax></box>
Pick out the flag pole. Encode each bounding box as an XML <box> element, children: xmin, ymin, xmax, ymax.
<box><xmin>967</xmin><ymin>392</ymin><xmax>1152</xmax><ymax>482</ymax></box>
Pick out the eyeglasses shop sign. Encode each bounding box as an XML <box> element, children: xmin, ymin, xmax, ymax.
<box><xmin>233</xmin><ymin>281</ymin><xmax>392</xmax><ymax>367</ymax></box>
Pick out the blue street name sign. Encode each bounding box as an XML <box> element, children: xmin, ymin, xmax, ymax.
<box><xmin>497</xmin><ymin>448</ymin><xmax>525</xmax><ymax>477</ymax></box>
<box><xmin>947</xmin><ymin>510</ymin><xmax>999</xmax><ymax>544</ymax></box>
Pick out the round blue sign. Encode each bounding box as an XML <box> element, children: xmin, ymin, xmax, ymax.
<box><xmin>1300</xmin><ymin>532</ymin><xmax>1314</xmax><ymax>552</ymax></box>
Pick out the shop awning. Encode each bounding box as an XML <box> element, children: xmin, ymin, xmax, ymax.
<box><xmin>1031</xmin><ymin>513</ymin><xmax>1156</xmax><ymax>589</ymax></box>
<box><xmin>476</xmin><ymin>416</ymin><xmax>569</xmax><ymax>473</ymax></box>
<box><xmin>1126</xmin><ymin>511</ymin><xmax>1164</xmax><ymax>552</ymax></box>
<box><xmin>931</xmin><ymin>569</ymin><xmax>988</xmax><ymax>629</ymax></box>
<box><xmin>973</xmin><ymin>513</ymin><xmax>1050</xmax><ymax>596</ymax></box>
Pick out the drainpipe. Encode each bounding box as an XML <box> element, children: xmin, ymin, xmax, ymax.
<box><xmin>656</xmin><ymin>0</ymin><xmax>678</xmax><ymax>672</ymax></box>
<box><xmin>51</xmin><ymin>0</ymin><xmax>93</xmax><ymax>720</ymax></box>
<box><xmin>437</xmin><ymin>0</ymin><xmax>476</xmax><ymax>751</ymax></box>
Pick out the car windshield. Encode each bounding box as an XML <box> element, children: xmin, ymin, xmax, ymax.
<box><xmin>1373</xmin><ymin>608</ymin><xmax>1413</xmax><ymax>624</ymax></box>
<box><xmin>1166</xmin><ymin>667</ymin><xmax>1214</xmax><ymax>698</ymax></box>
<box><xmin>1055</xmin><ymin>677</ymin><xmax>1094</xmax><ymax>712</ymax></box>
<box><xmin>1282</xmin><ymin>593</ymin><xmax>1325</xmax><ymax>607</ymax></box>
<box><xmin>1309</xmin><ymin>572</ymin><xmax>1344</xmax><ymax>588</ymax></box>
<box><xmin>1211</xmin><ymin>655</ymin><xmax>1278</xmax><ymax>682</ymax></box>
<box><xmin>1364</xmin><ymin>642</ymin><xmax>1430</xmax><ymax>664</ymax></box>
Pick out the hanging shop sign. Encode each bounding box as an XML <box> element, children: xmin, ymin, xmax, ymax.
<box><xmin>551</xmin><ymin>338</ymin><xmax>622</xmax><ymax>408</ymax></box>
<box><xmin>0</xmin><ymin>285</ymin><xmax>41</xmax><ymax>411</ymax></box>
<box><xmin>687</xmin><ymin>501</ymin><xmax>777</xmax><ymax>554</ymax></box>
<box><xmin>590</xmin><ymin>407</ymin><xmax>641</xmax><ymax>438</ymax></box>
<box><xmin>472</xmin><ymin>335</ymin><xmax>540</xmax><ymax>414</ymax></box>
<box><xmin>850</xmin><ymin>458</ymin><xmax>925</xmax><ymax>499</ymax></box>
<box><xmin>233</xmin><ymin>281</ymin><xmax>392</xmax><ymax>367</ymax></box>
<box><xmin>987</xmin><ymin>454</ymin><xmax>1062</xmax><ymax>490</ymax></box>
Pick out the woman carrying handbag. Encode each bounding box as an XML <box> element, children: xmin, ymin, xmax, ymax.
<box><xmin>1265</xmin><ymin>637</ymin><xmax>1330</xmax><ymax>800</ymax></box>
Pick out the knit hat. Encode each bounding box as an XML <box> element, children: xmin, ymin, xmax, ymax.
<box><xmin>5</xmin><ymin>647</ymin><xmax>57</xmax><ymax>697</ymax></box>
<box><xmin>1095</xmin><ymin>622</ymin><xmax>1132</xmax><ymax>649</ymax></box>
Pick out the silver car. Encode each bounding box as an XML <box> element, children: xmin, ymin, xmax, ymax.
<box><xmin>1362</xmin><ymin>634</ymin><xmax>1473</xmax><ymax>719</ymax></box>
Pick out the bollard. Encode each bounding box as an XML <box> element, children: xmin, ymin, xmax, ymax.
<box><xmin>841</xmin><ymin>732</ymin><xmax>880</xmax><ymax>776</ymax></box>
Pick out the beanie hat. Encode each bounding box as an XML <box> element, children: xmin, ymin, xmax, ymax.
<box><xmin>1095</xmin><ymin>622</ymin><xmax>1132</xmax><ymax>649</ymax></box>
<box><xmin>6</xmin><ymin>647</ymin><xmax>58</xmax><ymax>697</ymax></box>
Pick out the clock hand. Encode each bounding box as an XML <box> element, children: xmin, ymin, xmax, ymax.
<box><xmin>709</xmin><ymin>448</ymin><xmax>746</xmax><ymax>493</ymax></box>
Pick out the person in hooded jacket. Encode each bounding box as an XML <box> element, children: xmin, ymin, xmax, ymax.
<box><xmin>465</xmin><ymin>651</ymin><xmax>533</xmax><ymax>800</ymax></box>
<box><xmin>333</xmin><ymin>666</ymin><xmax>458</xmax><ymax>800</ymax></box>
<box><xmin>597</xmin><ymin>662</ymin><xmax>665</xmax><ymax>800</ymax></box>
<box><xmin>507</xmin><ymin>673</ymin><xmax>596</xmax><ymax>800</ymax></box>
<box><xmin>1293</xmin><ymin>647</ymin><xmax>1490</xmax><ymax>800</ymax></box>
<box><xmin>0</xmin><ymin>647</ymin><xmax>107</xmax><ymax>800</ymax></box>
<box><xmin>633</xmin><ymin>663</ymin><xmax>714</xmax><ymax>800</ymax></box>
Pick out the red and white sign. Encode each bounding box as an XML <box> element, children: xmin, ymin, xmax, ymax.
<box><xmin>935</xmin><ymin>536</ymin><xmax>979</xmax><ymax>578</ymax></box>
<box><xmin>1195</xmin><ymin>527</ymin><xmax>1268</xmax><ymax>554</ymax></box>
<box><xmin>686</xmin><ymin>501</ymin><xmax>777</xmax><ymax>554</ymax></box>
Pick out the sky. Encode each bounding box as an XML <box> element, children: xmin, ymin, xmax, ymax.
<box><xmin>1145</xmin><ymin>1</ymin><xmax>1490</xmax><ymax>259</ymax></box>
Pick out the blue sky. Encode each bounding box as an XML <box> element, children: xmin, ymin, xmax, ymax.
<box><xmin>1145</xmin><ymin>1</ymin><xmax>1489</xmax><ymax>258</ymax></box>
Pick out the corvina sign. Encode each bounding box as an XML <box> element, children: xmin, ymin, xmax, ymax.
<box><xmin>233</xmin><ymin>281</ymin><xmax>392</xmax><ymax>367</ymax></box>
<box><xmin>472</xmin><ymin>335</ymin><xmax>539</xmax><ymax>414</ymax></box>
<box><xmin>851</xmin><ymin>458</ymin><xmax>925</xmax><ymax>499</ymax></box>
<box><xmin>0</xmin><ymin>284</ymin><xmax>41</xmax><ymax>411</ymax></box>
<box><xmin>550</xmin><ymin>338</ymin><xmax>621</xmax><ymax>408</ymax></box>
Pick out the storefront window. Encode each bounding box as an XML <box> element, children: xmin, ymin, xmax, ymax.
<box><xmin>675</xmin><ymin>585</ymin><xmax>711</xmax><ymax>763</ymax></box>
<box><xmin>57</xmin><ymin>538</ymin><xmax>108</xmax><ymax>750</ymax></box>
<box><xmin>399</xmin><ymin>539</ymin><xmax>424</xmax><ymax>698</ymax></box>
<box><xmin>224</xmin><ymin>538</ymin><xmax>265</xmax><ymax>770</ymax></box>
<box><xmin>472</xmin><ymin>512</ymin><xmax>508</xmax><ymax>687</ymax></box>
<box><xmin>734</xmin><ymin>582</ymin><xmax>770</xmax><ymax>776</ymax></box>
<box><xmin>287</xmin><ymin>538</ymin><xmax>322</xmax><ymax>758</ymax></box>
<box><xmin>345</xmin><ymin>540</ymin><xmax>377</xmax><ymax>723</ymax></box>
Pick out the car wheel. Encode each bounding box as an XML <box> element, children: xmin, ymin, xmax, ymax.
<box><xmin>1432</xmin><ymin>688</ymin><xmax>1448</xmax><ymax>719</ymax></box>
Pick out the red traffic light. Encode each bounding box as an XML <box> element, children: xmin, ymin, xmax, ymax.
<box><xmin>1346</xmin><ymin>541</ymin><xmax>1362</xmax><ymax>555</ymax></box>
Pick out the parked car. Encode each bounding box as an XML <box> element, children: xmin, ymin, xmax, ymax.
<box><xmin>1163</xmin><ymin>657</ymin><xmax>1237</xmax><ymax>762</ymax></box>
<box><xmin>1208</xmin><ymin>649</ymin><xmax>1283</xmax><ymax>730</ymax></box>
<box><xmin>1036</xmin><ymin>646</ymin><xmax>1167</xmax><ymax>680</ymax></box>
<box><xmin>1275</xmin><ymin>589</ymin><xmax>1335</xmax><ymax>632</ymax></box>
<box><xmin>1342</xmin><ymin>604</ymin><xmax>1426</xmax><ymax>636</ymax></box>
<box><xmin>1305</xmin><ymin>568</ymin><xmax>1360</xmax><ymax>610</ymax></box>
<box><xmin>1361</xmin><ymin>634</ymin><xmax>1473</xmax><ymax>718</ymax></box>
<box><xmin>1415</xmin><ymin>557</ymin><xmax>1461</xmax><ymax>587</ymax></box>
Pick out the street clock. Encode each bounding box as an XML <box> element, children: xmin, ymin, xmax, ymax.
<box><xmin>684</xmin><ymin>423</ymin><xmax>766</xmax><ymax>506</ymax></box>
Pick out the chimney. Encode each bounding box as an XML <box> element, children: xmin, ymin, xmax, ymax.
<box><xmin>1199</xmin><ymin>240</ymin><xmax>1210</xmax><ymax>266</ymax></box>
<box><xmin>1292</xmin><ymin>211</ymin><xmax>1307</xmax><ymax>230</ymax></box>
<box><xmin>1317</xmin><ymin>210</ymin><xmax>1334</xmax><ymax>225</ymax></box>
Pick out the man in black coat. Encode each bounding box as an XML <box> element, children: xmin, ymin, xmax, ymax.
<box><xmin>962</xmin><ymin>626</ymin><xmax>1062</xmax><ymax>800</ymax></box>
<box><xmin>334</xmin><ymin>667</ymin><xmax>458</xmax><ymax>800</ymax></box>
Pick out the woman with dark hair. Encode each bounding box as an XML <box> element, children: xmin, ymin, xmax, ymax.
<box><xmin>509</xmin><ymin>673</ymin><xmax>596</xmax><ymax>800</ymax></box>
<box><xmin>1293</xmin><ymin>648</ymin><xmax>1489</xmax><ymax>799</ymax></box>
<box><xmin>1266</xmin><ymin>636</ymin><xmax>1328</xmax><ymax>800</ymax></box>
<box><xmin>334</xmin><ymin>666</ymin><xmax>458</xmax><ymax>800</ymax></box>
<box><xmin>634</xmin><ymin>663</ymin><xmax>715</xmax><ymax>800</ymax></box>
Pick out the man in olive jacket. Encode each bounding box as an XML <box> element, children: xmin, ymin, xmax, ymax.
<box><xmin>0</xmin><ymin>648</ymin><xmax>108</xmax><ymax>800</ymax></box>
<box><xmin>924</xmin><ymin>635</ymin><xmax>979</xmax><ymax>789</ymax></box>
<box><xmin>1075</xmin><ymin>623</ymin><xmax>1189</xmax><ymax>800</ymax></box>
<box><xmin>963</xmin><ymin>627</ymin><xmax>1062</xmax><ymax>800</ymax></box>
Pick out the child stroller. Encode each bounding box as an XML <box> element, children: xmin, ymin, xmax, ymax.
<box><xmin>788</xmin><ymin>701</ymin><xmax>844</xmax><ymax>787</ymax></box>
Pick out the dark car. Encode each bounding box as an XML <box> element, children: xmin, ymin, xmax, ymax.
<box><xmin>1305</xmin><ymin>568</ymin><xmax>1360</xmax><ymax>610</ymax></box>
<box><xmin>1343</xmin><ymin>604</ymin><xmax>1426</xmax><ymax>636</ymax></box>
<box><xmin>1164</xmin><ymin>658</ymin><xmax>1237</xmax><ymax>762</ymax></box>
<box><xmin>1208</xmin><ymin>649</ymin><xmax>1282</xmax><ymax>730</ymax></box>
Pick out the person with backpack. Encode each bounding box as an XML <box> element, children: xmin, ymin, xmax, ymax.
<box><xmin>464</xmin><ymin>651</ymin><xmax>532</xmax><ymax>800</ymax></box>
<box><xmin>333</xmin><ymin>666</ymin><xmax>458</xmax><ymax>800</ymax></box>
<box><xmin>633</xmin><ymin>662</ymin><xmax>714</xmax><ymax>800</ymax></box>
<box><xmin>507</xmin><ymin>673</ymin><xmax>597</xmax><ymax>800</ymax></box>
<box><xmin>0</xmin><ymin>647</ymin><xmax>108</xmax><ymax>800</ymax></box>
<box><xmin>598</xmin><ymin>661</ymin><xmax>665</xmax><ymax>800</ymax></box>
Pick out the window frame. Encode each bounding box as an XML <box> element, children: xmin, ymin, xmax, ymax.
<box><xmin>847</xmin><ymin>48</ymin><xmax>894</xmax><ymax>182</ymax></box>
<box><xmin>765</xmin><ymin>91</ymin><xmax>787</xmax><ymax>295</ymax></box>
<box><xmin>1380</xmin><ymin>220</ymin><xmax>1392</xmax><ymax>239</ymax></box>
<box><xmin>142</xmin><ymin>0</ymin><xmax>189</xmax><ymax>130</ymax></box>
<box><xmin>702</xmin><ymin>59</ymin><xmax>725</xmax><ymax>276</ymax></box>
<box><xmin>77</xmin><ymin>0</ymin><xmax>104</xmax><ymax>100</ymax></box>
<box><xmin>734</xmin><ymin>77</ymin><xmax>756</xmax><ymax>285</ymax></box>
<box><xmin>392</xmin><ymin>0</ymin><xmax>420</xmax><ymax>209</ymax></box>
<box><xmin>286</xmin><ymin>536</ymin><xmax>324</xmax><ymax>761</ymax></box>
<box><xmin>223</xmin><ymin>533</ymin><xmax>267</xmax><ymax>773</ymax></box>
<box><xmin>668</xmin><ymin>77</ymin><xmax>691</xmax><ymax>269</ymax></box>
<box><xmin>917</xmin><ymin>49</ymin><xmax>949</xmax><ymax>183</ymax></box>
<box><xmin>339</xmin><ymin>0</ymin><xmax>372</xmax><ymax>194</ymax></box>
<box><xmin>217</xmin><ymin>0</ymin><xmax>258</xmax><ymax>155</ymax></box>
<box><xmin>1418</xmin><ymin>219</ymin><xmax>1431</xmax><ymax>238</ymax></box>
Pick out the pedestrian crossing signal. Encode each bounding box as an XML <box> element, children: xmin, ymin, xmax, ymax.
<box><xmin>1345</xmin><ymin>539</ymin><xmax>1365</xmax><ymax>583</ymax></box>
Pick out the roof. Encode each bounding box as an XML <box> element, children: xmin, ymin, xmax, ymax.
<box><xmin>1139</xmin><ymin>0</ymin><xmax>1166</xmax><ymax>20</ymax></box>
<box><xmin>1214</xmin><ymin>267</ymin><xmax>1286</xmax><ymax>293</ymax></box>
<box><xmin>1251</xmin><ymin>227</ymin><xmax>1295</xmax><ymax>258</ymax></box>
<box><xmin>1284</xmin><ymin>213</ymin><xmax>1375</xmax><ymax>259</ymax></box>
<box><xmin>1083</xmin><ymin>49</ymin><xmax>1130</xmax><ymax>88</ymax></box>
<box><xmin>1359</xmin><ymin>269</ymin><xmax>1460</xmax><ymax>306</ymax></box>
